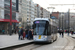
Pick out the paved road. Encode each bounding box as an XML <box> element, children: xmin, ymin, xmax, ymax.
<box><xmin>13</xmin><ymin>34</ymin><xmax>75</xmax><ymax>50</ymax></box>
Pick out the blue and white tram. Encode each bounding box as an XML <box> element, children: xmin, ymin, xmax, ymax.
<box><xmin>33</xmin><ymin>18</ymin><xmax>57</xmax><ymax>43</ymax></box>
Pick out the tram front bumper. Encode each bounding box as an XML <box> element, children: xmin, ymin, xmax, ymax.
<box><xmin>33</xmin><ymin>38</ymin><xmax>48</xmax><ymax>42</ymax></box>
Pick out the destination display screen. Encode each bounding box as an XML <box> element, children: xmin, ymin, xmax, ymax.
<box><xmin>34</xmin><ymin>20</ymin><xmax>46</xmax><ymax>24</ymax></box>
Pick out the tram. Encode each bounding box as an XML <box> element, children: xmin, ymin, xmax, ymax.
<box><xmin>33</xmin><ymin>18</ymin><xmax>57</xmax><ymax>43</ymax></box>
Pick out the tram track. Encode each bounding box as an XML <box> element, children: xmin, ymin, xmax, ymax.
<box><xmin>70</xmin><ymin>37</ymin><xmax>75</xmax><ymax>50</ymax></box>
<box><xmin>30</xmin><ymin>44</ymin><xmax>43</xmax><ymax>50</ymax></box>
<box><xmin>12</xmin><ymin>43</ymin><xmax>47</xmax><ymax>50</ymax></box>
<box><xmin>62</xmin><ymin>36</ymin><xmax>70</xmax><ymax>50</ymax></box>
<box><xmin>69</xmin><ymin>36</ymin><xmax>75</xmax><ymax>50</ymax></box>
<box><xmin>63</xmin><ymin>36</ymin><xmax>75</xmax><ymax>50</ymax></box>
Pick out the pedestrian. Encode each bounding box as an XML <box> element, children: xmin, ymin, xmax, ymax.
<box><xmin>28</xmin><ymin>29</ymin><xmax>33</xmax><ymax>40</ymax></box>
<box><xmin>12</xmin><ymin>29</ymin><xmax>14</xmax><ymax>34</ymax></box>
<box><xmin>15</xmin><ymin>29</ymin><xmax>16</xmax><ymax>34</ymax></box>
<box><xmin>59</xmin><ymin>30</ymin><xmax>61</xmax><ymax>37</ymax></box>
<box><xmin>61</xmin><ymin>30</ymin><xmax>64</xmax><ymax>38</ymax></box>
<box><xmin>71</xmin><ymin>31</ymin><xmax>74</xmax><ymax>35</ymax></box>
<box><xmin>25</xmin><ymin>29</ymin><xmax>28</xmax><ymax>39</ymax></box>
<box><xmin>2</xmin><ymin>29</ymin><xmax>5</xmax><ymax>34</ymax></box>
<box><xmin>20</xmin><ymin>28</ymin><xmax>23</xmax><ymax>40</ymax></box>
<box><xmin>23</xmin><ymin>31</ymin><xmax>25</xmax><ymax>40</ymax></box>
<box><xmin>65</xmin><ymin>30</ymin><xmax>66</xmax><ymax>33</ymax></box>
<box><xmin>18</xmin><ymin>29</ymin><xmax>21</xmax><ymax>40</ymax></box>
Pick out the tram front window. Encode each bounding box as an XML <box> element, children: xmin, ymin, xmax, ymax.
<box><xmin>33</xmin><ymin>21</ymin><xmax>48</xmax><ymax>35</ymax></box>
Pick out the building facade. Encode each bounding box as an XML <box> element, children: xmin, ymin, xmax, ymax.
<box><xmin>0</xmin><ymin>0</ymin><xmax>19</xmax><ymax>34</ymax></box>
<box><xmin>19</xmin><ymin>0</ymin><xmax>36</xmax><ymax>29</ymax></box>
<box><xmin>36</xmin><ymin>4</ymin><xmax>41</xmax><ymax>18</ymax></box>
<box><xmin>37</xmin><ymin>4</ymin><xmax>50</xmax><ymax>18</ymax></box>
<box><xmin>19</xmin><ymin>0</ymin><xmax>28</xmax><ymax>28</ymax></box>
<box><xmin>43</xmin><ymin>8</ymin><xmax>50</xmax><ymax>18</ymax></box>
<box><xmin>64</xmin><ymin>12</ymin><xmax>75</xmax><ymax>30</ymax></box>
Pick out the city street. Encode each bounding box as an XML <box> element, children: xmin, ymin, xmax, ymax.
<box><xmin>0</xmin><ymin>0</ymin><xmax>75</xmax><ymax>50</ymax></box>
<box><xmin>12</xmin><ymin>34</ymin><xmax>75</xmax><ymax>50</ymax></box>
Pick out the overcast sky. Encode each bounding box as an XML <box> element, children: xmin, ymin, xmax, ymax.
<box><xmin>33</xmin><ymin>0</ymin><xmax>75</xmax><ymax>12</ymax></box>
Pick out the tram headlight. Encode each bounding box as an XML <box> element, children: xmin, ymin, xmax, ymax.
<box><xmin>44</xmin><ymin>36</ymin><xmax>47</xmax><ymax>38</ymax></box>
<box><xmin>34</xmin><ymin>36</ymin><xmax>36</xmax><ymax>38</ymax></box>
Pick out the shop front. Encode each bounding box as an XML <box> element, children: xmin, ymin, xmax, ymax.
<box><xmin>0</xmin><ymin>18</ymin><xmax>19</xmax><ymax>34</ymax></box>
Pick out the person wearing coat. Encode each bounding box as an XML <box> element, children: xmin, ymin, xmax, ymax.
<box><xmin>23</xmin><ymin>31</ymin><xmax>25</xmax><ymax>39</ymax></box>
<box><xmin>20</xmin><ymin>28</ymin><xmax>23</xmax><ymax>36</ymax></box>
<box><xmin>61</xmin><ymin>30</ymin><xmax>64</xmax><ymax>38</ymax></box>
<box><xmin>28</xmin><ymin>29</ymin><xmax>33</xmax><ymax>40</ymax></box>
<box><xmin>18</xmin><ymin>29</ymin><xmax>21</xmax><ymax>40</ymax></box>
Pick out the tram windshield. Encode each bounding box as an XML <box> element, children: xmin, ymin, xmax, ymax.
<box><xmin>33</xmin><ymin>20</ymin><xmax>49</xmax><ymax>35</ymax></box>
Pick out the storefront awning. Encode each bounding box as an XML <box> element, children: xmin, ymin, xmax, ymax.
<box><xmin>0</xmin><ymin>19</ymin><xmax>19</xmax><ymax>23</ymax></box>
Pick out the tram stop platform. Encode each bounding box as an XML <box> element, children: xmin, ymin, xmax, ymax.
<box><xmin>0</xmin><ymin>34</ymin><xmax>33</xmax><ymax>49</ymax></box>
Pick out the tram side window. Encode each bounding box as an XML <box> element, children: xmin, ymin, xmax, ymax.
<box><xmin>53</xmin><ymin>26</ymin><xmax>55</xmax><ymax>33</ymax></box>
<box><xmin>48</xmin><ymin>25</ymin><xmax>51</xmax><ymax>35</ymax></box>
<box><xmin>51</xmin><ymin>25</ymin><xmax>53</xmax><ymax>33</ymax></box>
<box><xmin>54</xmin><ymin>26</ymin><xmax>56</xmax><ymax>33</ymax></box>
<box><xmin>55</xmin><ymin>27</ymin><xmax>57</xmax><ymax>33</ymax></box>
<box><xmin>33</xmin><ymin>24</ymin><xmax>37</xmax><ymax>35</ymax></box>
<box><xmin>54</xmin><ymin>26</ymin><xmax>57</xmax><ymax>34</ymax></box>
<box><xmin>53</xmin><ymin>26</ymin><xmax>56</xmax><ymax>34</ymax></box>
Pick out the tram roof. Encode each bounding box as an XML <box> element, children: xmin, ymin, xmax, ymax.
<box><xmin>34</xmin><ymin>18</ymin><xmax>50</xmax><ymax>22</ymax></box>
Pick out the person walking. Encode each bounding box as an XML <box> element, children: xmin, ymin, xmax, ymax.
<box><xmin>61</xmin><ymin>30</ymin><xmax>64</xmax><ymax>38</ymax></box>
<box><xmin>71</xmin><ymin>30</ymin><xmax>74</xmax><ymax>35</ymax></box>
<box><xmin>18</xmin><ymin>29</ymin><xmax>21</xmax><ymax>40</ymax></box>
<box><xmin>28</xmin><ymin>29</ymin><xmax>33</xmax><ymax>40</ymax></box>
<box><xmin>2</xmin><ymin>29</ymin><xmax>5</xmax><ymax>34</ymax></box>
<box><xmin>20</xmin><ymin>28</ymin><xmax>23</xmax><ymax>40</ymax></box>
<box><xmin>23</xmin><ymin>31</ymin><xmax>25</xmax><ymax>40</ymax></box>
<box><xmin>59</xmin><ymin>30</ymin><xmax>61</xmax><ymax>37</ymax></box>
<box><xmin>15</xmin><ymin>29</ymin><xmax>16</xmax><ymax>34</ymax></box>
<box><xmin>25</xmin><ymin>29</ymin><xmax>28</xmax><ymax>39</ymax></box>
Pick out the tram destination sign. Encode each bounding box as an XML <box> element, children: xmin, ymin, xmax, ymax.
<box><xmin>35</xmin><ymin>21</ymin><xmax>46</xmax><ymax>23</ymax></box>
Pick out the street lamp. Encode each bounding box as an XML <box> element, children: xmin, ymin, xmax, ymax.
<box><xmin>47</xmin><ymin>7</ymin><xmax>55</xmax><ymax>13</ymax></box>
<box><xmin>47</xmin><ymin>7</ymin><xmax>55</xmax><ymax>19</ymax></box>
<box><xmin>61</xmin><ymin>14</ymin><xmax>64</xmax><ymax>30</ymax></box>
<box><xmin>68</xmin><ymin>9</ymin><xmax>70</xmax><ymax>36</ymax></box>
<box><xmin>59</xmin><ymin>13</ymin><xmax>64</xmax><ymax>31</ymax></box>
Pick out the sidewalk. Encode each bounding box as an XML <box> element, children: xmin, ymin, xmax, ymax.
<box><xmin>0</xmin><ymin>34</ymin><xmax>33</xmax><ymax>49</ymax></box>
